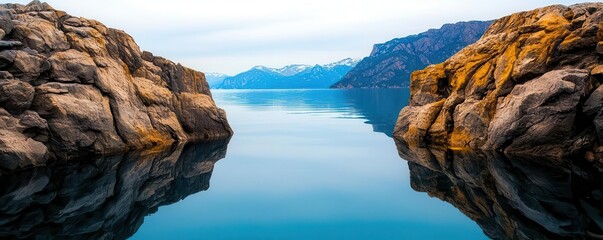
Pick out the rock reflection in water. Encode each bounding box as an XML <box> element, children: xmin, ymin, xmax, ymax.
<box><xmin>0</xmin><ymin>139</ymin><xmax>230</xmax><ymax>240</ymax></box>
<box><xmin>395</xmin><ymin>140</ymin><xmax>603</xmax><ymax>239</ymax></box>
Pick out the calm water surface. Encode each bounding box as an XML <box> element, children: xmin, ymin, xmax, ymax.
<box><xmin>131</xmin><ymin>89</ymin><xmax>486</xmax><ymax>239</ymax></box>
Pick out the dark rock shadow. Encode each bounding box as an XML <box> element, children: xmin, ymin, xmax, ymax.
<box><xmin>0</xmin><ymin>138</ymin><xmax>230</xmax><ymax>240</ymax></box>
<box><xmin>395</xmin><ymin>139</ymin><xmax>603</xmax><ymax>240</ymax></box>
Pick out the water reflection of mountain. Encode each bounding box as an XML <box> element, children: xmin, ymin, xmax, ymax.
<box><xmin>213</xmin><ymin>89</ymin><xmax>409</xmax><ymax>137</ymax></box>
<box><xmin>342</xmin><ymin>89</ymin><xmax>408</xmax><ymax>137</ymax></box>
<box><xmin>0</xmin><ymin>139</ymin><xmax>230</xmax><ymax>240</ymax></box>
<box><xmin>395</xmin><ymin>140</ymin><xmax>603</xmax><ymax>239</ymax></box>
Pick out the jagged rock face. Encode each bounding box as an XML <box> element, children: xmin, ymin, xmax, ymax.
<box><xmin>331</xmin><ymin>21</ymin><xmax>492</xmax><ymax>88</ymax></box>
<box><xmin>396</xmin><ymin>140</ymin><xmax>603</xmax><ymax>240</ymax></box>
<box><xmin>0</xmin><ymin>1</ymin><xmax>233</xmax><ymax>169</ymax></box>
<box><xmin>0</xmin><ymin>139</ymin><xmax>229</xmax><ymax>240</ymax></box>
<box><xmin>394</xmin><ymin>3</ymin><xmax>603</xmax><ymax>158</ymax></box>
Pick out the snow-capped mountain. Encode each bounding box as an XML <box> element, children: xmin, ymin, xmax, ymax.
<box><xmin>249</xmin><ymin>64</ymin><xmax>312</xmax><ymax>76</ymax></box>
<box><xmin>204</xmin><ymin>72</ymin><xmax>230</xmax><ymax>88</ymax></box>
<box><xmin>250</xmin><ymin>66</ymin><xmax>273</xmax><ymax>72</ymax></box>
<box><xmin>274</xmin><ymin>64</ymin><xmax>312</xmax><ymax>76</ymax></box>
<box><xmin>323</xmin><ymin>58</ymin><xmax>359</xmax><ymax>69</ymax></box>
<box><xmin>215</xmin><ymin>59</ymin><xmax>359</xmax><ymax>89</ymax></box>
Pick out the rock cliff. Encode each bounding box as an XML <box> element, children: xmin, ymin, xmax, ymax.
<box><xmin>331</xmin><ymin>21</ymin><xmax>492</xmax><ymax>88</ymax></box>
<box><xmin>0</xmin><ymin>1</ymin><xmax>232</xmax><ymax>170</ymax></box>
<box><xmin>394</xmin><ymin>3</ymin><xmax>603</xmax><ymax>159</ymax></box>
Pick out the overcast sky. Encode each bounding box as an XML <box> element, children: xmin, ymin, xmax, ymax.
<box><xmin>7</xmin><ymin>0</ymin><xmax>588</xmax><ymax>74</ymax></box>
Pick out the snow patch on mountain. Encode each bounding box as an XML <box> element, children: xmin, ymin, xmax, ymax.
<box><xmin>323</xmin><ymin>58</ymin><xmax>360</xmax><ymax>69</ymax></box>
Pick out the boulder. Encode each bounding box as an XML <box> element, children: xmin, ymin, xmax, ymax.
<box><xmin>10</xmin><ymin>14</ymin><xmax>70</xmax><ymax>52</ymax></box>
<box><xmin>486</xmin><ymin>69</ymin><xmax>589</xmax><ymax>157</ymax></box>
<box><xmin>0</xmin><ymin>108</ymin><xmax>48</xmax><ymax>170</ymax></box>
<box><xmin>0</xmin><ymin>18</ymin><xmax>14</xmax><ymax>35</ymax></box>
<box><xmin>31</xmin><ymin>83</ymin><xmax>126</xmax><ymax>156</ymax></box>
<box><xmin>177</xmin><ymin>93</ymin><xmax>231</xmax><ymax>140</ymax></box>
<box><xmin>48</xmin><ymin>49</ymin><xmax>97</xmax><ymax>83</ymax></box>
<box><xmin>583</xmin><ymin>83</ymin><xmax>603</xmax><ymax>115</ymax></box>
<box><xmin>10</xmin><ymin>50</ymin><xmax>50</xmax><ymax>82</ymax></box>
<box><xmin>18</xmin><ymin>110</ymin><xmax>47</xmax><ymax>141</ymax></box>
<box><xmin>0</xmin><ymin>79</ymin><xmax>34</xmax><ymax>114</ymax></box>
<box><xmin>0</xmin><ymin>50</ymin><xmax>16</xmax><ymax>68</ymax></box>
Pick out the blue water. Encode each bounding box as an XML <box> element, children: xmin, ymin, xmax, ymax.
<box><xmin>131</xmin><ymin>89</ymin><xmax>486</xmax><ymax>239</ymax></box>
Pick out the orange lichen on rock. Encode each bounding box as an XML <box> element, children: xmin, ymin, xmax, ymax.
<box><xmin>395</xmin><ymin>3</ymin><xmax>603</xmax><ymax>158</ymax></box>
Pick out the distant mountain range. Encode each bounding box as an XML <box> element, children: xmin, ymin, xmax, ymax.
<box><xmin>214</xmin><ymin>58</ymin><xmax>359</xmax><ymax>89</ymax></box>
<box><xmin>205</xmin><ymin>73</ymin><xmax>229</xmax><ymax>88</ymax></box>
<box><xmin>210</xmin><ymin>21</ymin><xmax>491</xmax><ymax>89</ymax></box>
<box><xmin>331</xmin><ymin>20</ymin><xmax>493</xmax><ymax>88</ymax></box>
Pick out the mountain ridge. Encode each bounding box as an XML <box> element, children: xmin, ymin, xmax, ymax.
<box><xmin>205</xmin><ymin>72</ymin><xmax>229</xmax><ymax>88</ymax></box>
<box><xmin>331</xmin><ymin>20</ymin><xmax>493</xmax><ymax>88</ymax></box>
<box><xmin>216</xmin><ymin>58</ymin><xmax>359</xmax><ymax>89</ymax></box>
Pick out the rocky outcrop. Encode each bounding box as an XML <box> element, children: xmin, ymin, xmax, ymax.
<box><xmin>0</xmin><ymin>1</ymin><xmax>232</xmax><ymax>169</ymax></box>
<box><xmin>394</xmin><ymin>4</ymin><xmax>603</xmax><ymax>238</ymax></box>
<box><xmin>394</xmin><ymin>3</ymin><xmax>603</xmax><ymax>159</ymax></box>
<box><xmin>396</xmin><ymin>141</ymin><xmax>603</xmax><ymax>239</ymax></box>
<box><xmin>0</xmin><ymin>139</ymin><xmax>229</xmax><ymax>240</ymax></box>
<box><xmin>331</xmin><ymin>21</ymin><xmax>492</xmax><ymax>88</ymax></box>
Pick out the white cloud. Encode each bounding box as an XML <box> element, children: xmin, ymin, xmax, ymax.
<box><xmin>6</xmin><ymin>0</ymin><xmax>588</xmax><ymax>74</ymax></box>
